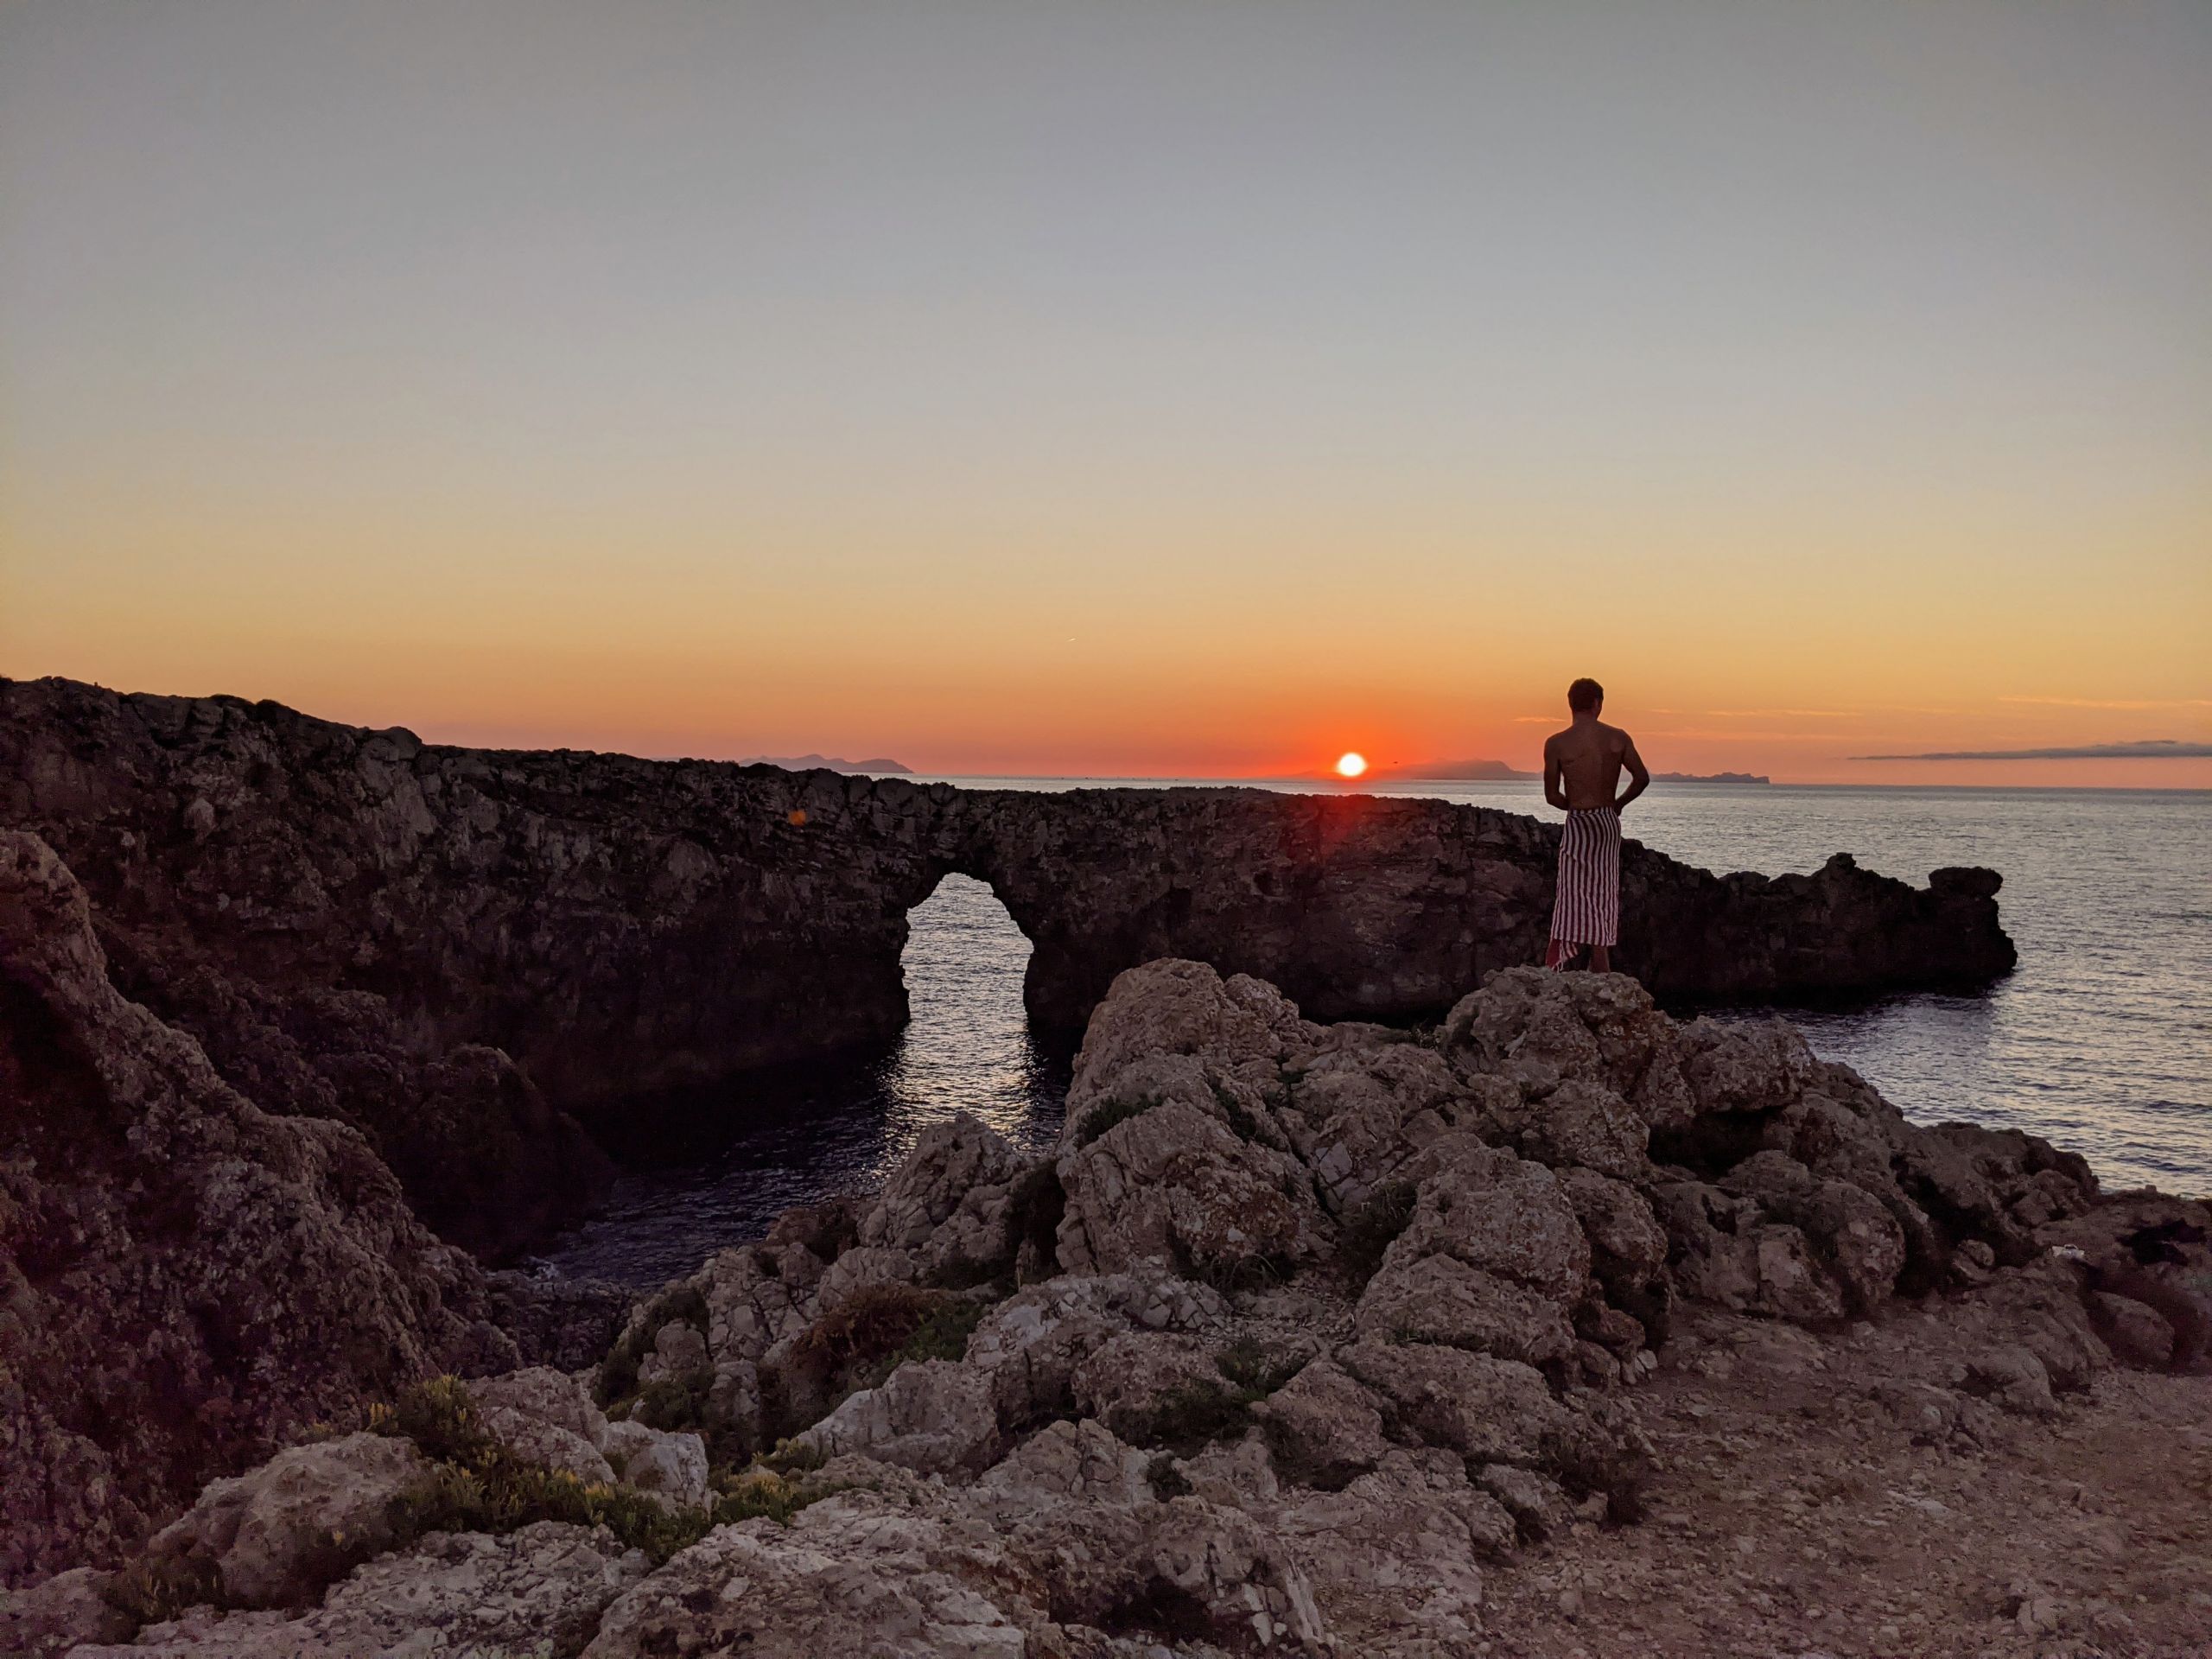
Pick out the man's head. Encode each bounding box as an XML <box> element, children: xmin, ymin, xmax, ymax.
<box><xmin>1567</xmin><ymin>677</ymin><xmax>1604</xmax><ymax>715</ymax></box>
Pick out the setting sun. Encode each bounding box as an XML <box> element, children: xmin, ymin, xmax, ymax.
<box><xmin>1335</xmin><ymin>752</ymin><xmax>1369</xmax><ymax>779</ymax></box>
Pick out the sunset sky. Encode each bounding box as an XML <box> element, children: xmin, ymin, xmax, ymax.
<box><xmin>3</xmin><ymin>2</ymin><xmax>2207</xmax><ymax>785</ymax></box>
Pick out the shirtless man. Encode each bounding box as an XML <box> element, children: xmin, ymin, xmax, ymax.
<box><xmin>1541</xmin><ymin>677</ymin><xmax>1649</xmax><ymax>972</ymax></box>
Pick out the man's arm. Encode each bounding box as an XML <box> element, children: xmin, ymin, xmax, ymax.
<box><xmin>1543</xmin><ymin>736</ymin><xmax>1568</xmax><ymax>811</ymax></box>
<box><xmin>1614</xmin><ymin>736</ymin><xmax>1649</xmax><ymax>811</ymax></box>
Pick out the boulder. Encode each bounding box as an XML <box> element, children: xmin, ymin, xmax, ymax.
<box><xmin>794</xmin><ymin>1361</ymin><xmax>1003</xmax><ymax>1477</ymax></box>
<box><xmin>143</xmin><ymin>1433</ymin><xmax>432</xmax><ymax>1608</ymax></box>
<box><xmin>597</xmin><ymin>1422</ymin><xmax>709</xmax><ymax>1508</ymax></box>
<box><xmin>1251</xmin><ymin>1359</ymin><xmax>1394</xmax><ymax>1488</ymax></box>
<box><xmin>69</xmin><ymin>1523</ymin><xmax>650</xmax><ymax>1659</ymax></box>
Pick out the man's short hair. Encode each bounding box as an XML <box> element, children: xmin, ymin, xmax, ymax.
<box><xmin>1567</xmin><ymin>677</ymin><xmax>1604</xmax><ymax>713</ymax></box>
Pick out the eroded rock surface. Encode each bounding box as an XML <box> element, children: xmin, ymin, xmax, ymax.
<box><xmin>1</xmin><ymin>674</ymin><xmax>2013</xmax><ymax>1255</ymax></box>
<box><xmin>37</xmin><ymin>957</ymin><xmax>2207</xmax><ymax>1656</ymax></box>
<box><xmin>0</xmin><ymin>833</ymin><xmax>528</xmax><ymax>1586</ymax></box>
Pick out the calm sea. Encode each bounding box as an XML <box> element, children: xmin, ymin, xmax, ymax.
<box><xmin>537</xmin><ymin>781</ymin><xmax>2210</xmax><ymax>1286</ymax></box>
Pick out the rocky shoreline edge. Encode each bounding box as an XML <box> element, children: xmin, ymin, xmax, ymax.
<box><xmin>3</xmin><ymin>823</ymin><xmax>2207</xmax><ymax>1658</ymax></box>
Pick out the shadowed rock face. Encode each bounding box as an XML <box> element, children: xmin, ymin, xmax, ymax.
<box><xmin>0</xmin><ymin>676</ymin><xmax>2012</xmax><ymax>1239</ymax></box>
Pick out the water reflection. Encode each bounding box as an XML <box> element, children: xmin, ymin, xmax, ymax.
<box><xmin>534</xmin><ymin>874</ymin><xmax>1067</xmax><ymax>1287</ymax></box>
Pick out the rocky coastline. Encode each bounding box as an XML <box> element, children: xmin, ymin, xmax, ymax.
<box><xmin>3</xmin><ymin>675</ymin><xmax>2015</xmax><ymax>1262</ymax></box>
<box><xmin>4</xmin><ymin>803</ymin><xmax>2207</xmax><ymax>1652</ymax></box>
<box><xmin>3</xmin><ymin>677</ymin><xmax>2203</xmax><ymax>1655</ymax></box>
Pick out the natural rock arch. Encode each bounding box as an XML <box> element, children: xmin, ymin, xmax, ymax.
<box><xmin>0</xmin><ymin>676</ymin><xmax>2016</xmax><ymax>1249</ymax></box>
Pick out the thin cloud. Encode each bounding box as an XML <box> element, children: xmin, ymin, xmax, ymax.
<box><xmin>1854</xmin><ymin>740</ymin><xmax>2212</xmax><ymax>761</ymax></box>
<box><xmin>1999</xmin><ymin>696</ymin><xmax>2212</xmax><ymax>710</ymax></box>
<box><xmin>1703</xmin><ymin>708</ymin><xmax>1860</xmax><ymax>719</ymax></box>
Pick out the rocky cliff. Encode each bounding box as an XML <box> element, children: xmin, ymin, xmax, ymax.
<box><xmin>0</xmin><ymin>677</ymin><xmax>2013</xmax><ymax>1253</ymax></box>
<box><xmin>0</xmin><ymin>832</ymin><xmax>549</xmax><ymax>1586</ymax></box>
<box><xmin>14</xmin><ymin>960</ymin><xmax>2206</xmax><ymax>1656</ymax></box>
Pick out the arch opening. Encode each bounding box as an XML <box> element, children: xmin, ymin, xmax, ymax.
<box><xmin>883</xmin><ymin>872</ymin><xmax>1067</xmax><ymax>1157</ymax></box>
<box><xmin>532</xmin><ymin>872</ymin><xmax>1068</xmax><ymax>1287</ymax></box>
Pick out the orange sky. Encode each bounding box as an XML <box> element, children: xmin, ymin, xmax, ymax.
<box><xmin>3</xmin><ymin>3</ymin><xmax>2208</xmax><ymax>788</ymax></box>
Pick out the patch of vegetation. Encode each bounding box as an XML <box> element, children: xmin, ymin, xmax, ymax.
<box><xmin>395</xmin><ymin>1456</ymin><xmax>712</xmax><ymax>1564</ymax></box>
<box><xmin>1073</xmin><ymin>1093</ymin><xmax>1161</xmax><ymax>1148</ymax></box>
<box><xmin>595</xmin><ymin>1282</ymin><xmax>709</xmax><ymax>1408</ymax></box>
<box><xmin>634</xmin><ymin>1368</ymin><xmax>715</xmax><ymax>1433</ymax></box>
<box><xmin>790</xmin><ymin>1282</ymin><xmax>946</xmax><ymax>1377</ymax></box>
<box><xmin>1181</xmin><ymin>1247</ymin><xmax>1294</xmax><ymax>1298</ymax></box>
<box><xmin>1214</xmin><ymin>1338</ymin><xmax>1306</xmax><ymax>1396</ymax></box>
<box><xmin>760</xmin><ymin>1284</ymin><xmax>988</xmax><ymax>1446</ymax></box>
<box><xmin>103</xmin><ymin>1554</ymin><xmax>226</xmax><ymax>1625</ymax></box>
<box><xmin>710</xmin><ymin>1466</ymin><xmax>819</xmax><ymax>1527</ymax></box>
<box><xmin>1133</xmin><ymin>1341</ymin><xmax>1307</xmax><ymax>1456</ymax></box>
<box><xmin>759</xmin><ymin>1436</ymin><xmax>828</xmax><ymax>1477</ymax></box>
<box><xmin>372</xmin><ymin>1376</ymin><xmax>716</xmax><ymax>1563</ymax></box>
<box><xmin>893</xmin><ymin>1295</ymin><xmax>988</xmax><ymax>1367</ymax></box>
<box><xmin>1338</xmin><ymin>1180</ymin><xmax>1418</xmax><ymax>1281</ymax></box>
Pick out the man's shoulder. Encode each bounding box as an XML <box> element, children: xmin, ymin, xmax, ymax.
<box><xmin>1600</xmin><ymin>721</ymin><xmax>1634</xmax><ymax>746</ymax></box>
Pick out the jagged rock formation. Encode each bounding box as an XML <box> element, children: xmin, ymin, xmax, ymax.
<box><xmin>0</xmin><ymin>832</ymin><xmax>615</xmax><ymax>1588</ymax></box>
<box><xmin>1</xmin><ymin>676</ymin><xmax>2013</xmax><ymax>1250</ymax></box>
<box><xmin>24</xmin><ymin>960</ymin><xmax>2206</xmax><ymax>1656</ymax></box>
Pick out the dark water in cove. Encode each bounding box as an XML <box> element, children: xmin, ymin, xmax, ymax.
<box><xmin>536</xmin><ymin>781</ymin><xmax>2211</xmax><ymax>1287</ymax></box>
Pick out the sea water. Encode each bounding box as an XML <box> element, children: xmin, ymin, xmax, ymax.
<box><xmin>537</xmin><ymin>782</ymin><xmax>2209</xmax><ymax>1286</ymax></box>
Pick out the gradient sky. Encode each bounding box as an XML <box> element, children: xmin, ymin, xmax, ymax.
<box><xmin>3</xmin><ymin>1</ymin><xmax>2208</xmax><ymax>784</ymax></box>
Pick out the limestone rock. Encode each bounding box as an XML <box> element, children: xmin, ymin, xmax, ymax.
<box><xmin>75</xmin><ymin>1523</ymin><xmax>650</xmax><ymax>1659</ymax></box>
<box><xmin>468</xmin><ymin>1365</ymin><xmax>609</xmax><ymax>1446</ymax></box>
<box><xmin>1353</xmin><ymin>1249</ymin><xmax>1578</xmax><ymax>1366</ymax></box>
<box><xmin>795</xmin><ymin>1360</ymin><xmax>1004</xmax><ymax>1477</ymax></box>
<box><xmin>0</xmin><ymin>834</ymin><xmax>513</xmax><ymax>1583</ymax></box>
<box><xmin>144</xmin><ymin>1433</ymin><xmax>432</xmax><ymax>1608</ymax></box>
<box><xmin>1070</xmin><ymin>1332</ymin><xmax>1230</xmax><ymax>1446</ymax></box>
<box><xmin>598</xmin><ymin>1422</ymin><xmax>710</xmax><ymax>1507</ymax></box>
<box><xmin>1251</xmin><ymin>1358</ymin><xmax>1393</xmax><ymax>1488</ymax></box>
<box><xmin>0</xmin><ymin>1567</ymin><xmax>134</xmax><ymax>1659</ymax></box>
<box><xmin>580</xmin><ymin>1499</ymin><xmax>1032</xmax><ymax>1659</ymax></box>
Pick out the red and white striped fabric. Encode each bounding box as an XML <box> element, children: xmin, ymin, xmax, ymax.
<box><xmin>1549</xmin><ymin>806</ymin><xmax>1621</xmax><ymax>951</ymax></box>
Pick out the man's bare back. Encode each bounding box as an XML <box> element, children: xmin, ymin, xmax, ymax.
<box><xmin>1543</xmin><ymin>715</ymin><xmax>1649</xmax><ymax>812</ymax></box>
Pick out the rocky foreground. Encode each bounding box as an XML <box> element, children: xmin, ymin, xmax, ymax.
<box><xmin>4</xmin><ymin>833</ymin><xmax>2207</xmax><ymax>1656</ymax></box>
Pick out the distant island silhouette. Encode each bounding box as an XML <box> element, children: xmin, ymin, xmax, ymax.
<box><xmin>1364</xmin><ymin>759</ymin><xmax>1537</xmax><ymax>781</ymax></box>
<box><xmin>1654</xmin><ymin>771</ymin><xmax>1771</xmax><ymax>785</ymax></box>
<box><xmin>742</xmin><ymin>753</ymin><xmax>913</xmax><ymax>775</ymax></box>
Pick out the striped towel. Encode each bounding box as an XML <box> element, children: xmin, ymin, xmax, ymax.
<box><xmin>1550</xmin><ymin>806</ymin><xmax>1621</xmax><ymax>951</ymax></box>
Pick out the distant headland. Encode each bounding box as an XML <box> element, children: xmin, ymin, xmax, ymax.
<box><xmin>1364</xmin><ymin>759</ymin><xmax>1537</xmax><ymax>781</ymax></box>
<box><xmin>1654</xmin><ymin>770</ymin><xmax>1771</xmax><ymax>785</ymax></box>
<box><xmin>741</xmin><ymin>752</ymin><xmax>913</xmax><ymax>775</ymax></box>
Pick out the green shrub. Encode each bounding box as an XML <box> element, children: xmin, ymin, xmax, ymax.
<box><xmin>103</xmin><ymin>1554</ymin><xmax>225</xmax><ymax>1624</ymax></box>
<box><xmin>790</xmin><ymin>1283</ymin><xmax>944</xmax><ymax>1378</ymax></box>
<box><xmin>394</xmin><ymin>1459</ymin><xmax>713</xmax><ymax>1563</ymax></box>
<box><xmin>711</xmin><ymin>1467</ymin><xmax>813</xmax><ymax>1527</ymax></box>
<box><xmin>893</xmin><ymin>1297</ymin><xmax>987</xmax><ymax>1367</ymax></box>
<box><xmin>596</xmin><ymin>1283</ymin><xmax>709</xmax><ymax>1408</ymax></box>
<box><xmin>1214</xmin><ymin>1338</ymin><xmax>1306</xmax><ymax>1396</ymax></box>
<box><xmin>634</xmin><ymin>1369</ymin><xmax>714</xmax><ymax>1433</ymax></box>
<box><xmin>1129</xmin><ymin>1342</ymin><xmax>1306</xmax><ymax>1456</ymax></box>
